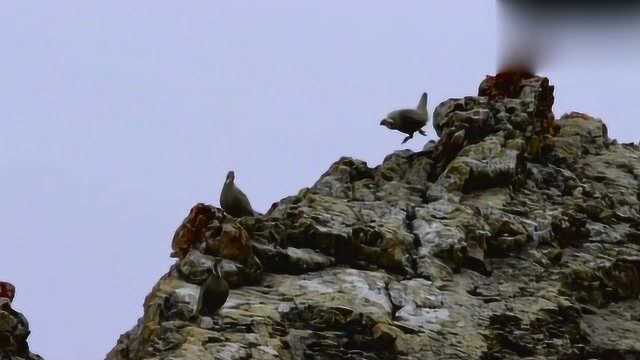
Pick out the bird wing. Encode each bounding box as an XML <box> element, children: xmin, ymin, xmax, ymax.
<box><xmin>416</xmin><ymin>92</ymin><xmax>428</xmax><ymax>113</ymax></box>
<box><xmin>398</xmin><ymin>110</ymin><xmax>428</xmax><ymax>128</ymax></box>
<box><xmin>234</xmin><ymin>187</ymin><xmax>254</xmax><ymax>212</ymax></box>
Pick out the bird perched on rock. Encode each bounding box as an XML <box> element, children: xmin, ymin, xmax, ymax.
<box><xmin>197</xmin><ymin>258</ymin><xmax>229</xmax><ymax>317</ymax></box>
<box><xmin>220</xmin><ymin>171</ymin><xmax>256</xmax><ymax>218</ymax></box>
<box><xmin>380</xmin><ymin>92</ymin><xmax>429</xmax><ymax>144</ymax></box>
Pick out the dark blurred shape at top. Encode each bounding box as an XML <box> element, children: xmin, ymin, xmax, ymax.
<box><xmin>502</xmin><ymin>0</ymin><xmax>640</xmax><ymax>14</ymax></box>
<box><xmin>498</xmin><ymin>0</ymin><xmax>640</xmax><ymax>73</ymax></box>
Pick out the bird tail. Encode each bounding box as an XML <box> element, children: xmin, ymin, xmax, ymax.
<box><xmin>417</xmin><ymin>92</ymin><xmax>428</xmax><ymax>113</ymax></box>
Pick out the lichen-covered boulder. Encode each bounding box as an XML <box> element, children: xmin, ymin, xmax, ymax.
<box><xmin>172</xmin><ymin>204</ymin><xmax>263</xmax><ymax>287</ymax></box>
<box><xmin>108</xmin><ymin>72</ymin><xmax>640</xmax><ymax>360</ymax></box>
<box><xmin>0</xmin><ymin>282</ymin><xmax>15</xmax><ymax>303</ymax></box>
<box><xmin>0</xmin><ymin>301</ymin><xmax>42</xmax><ymax>360</ymax></box>
<box><xmin>552</xmin><ymin>112</ymin><xmax>609</xmax><ymax>166</ymax></box>
<box><xmin>430</xmin><ymin>136</ymin><xmax>523</xmax><ymax>198</ymax></box>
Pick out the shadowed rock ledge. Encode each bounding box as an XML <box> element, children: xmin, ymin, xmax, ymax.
<box><xmin>0</xmin><ymin>295</ymin><xmax>43</xmax><ymax>360</ymax></box>
<box><xmin>106</xmin><ymin>73</ymin><xmax>640</xmax><ymax>360</ymax></box>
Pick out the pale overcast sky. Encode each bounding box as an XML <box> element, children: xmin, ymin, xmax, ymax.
<box><xmin>1</xmin><ymin>2</ymin><xmax>638</xmax><ymax>359</ymax></box>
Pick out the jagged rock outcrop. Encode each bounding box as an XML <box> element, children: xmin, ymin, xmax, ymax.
<box><xmin>107</xmin><ymin>72</ymin><xmax>640</xmax><ymax>360</ymax></box>
<box><xmin>0</xmin><ymin>289</ymin><xmax>43</xmax><ymax>360</ymax></box>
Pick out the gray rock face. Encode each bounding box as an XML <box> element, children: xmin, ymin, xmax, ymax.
<box><xmin>0</xmin><ymin>301</ymin><xmax>43</xmax><ymax>360</ymax></box>
<box><xmin>107</xmin><ymin>73</ymin><xmax>640</xmax><ymax>360</ymax></box>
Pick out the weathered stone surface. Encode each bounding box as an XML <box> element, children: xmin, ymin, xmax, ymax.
<box><xmin>252</xmin><ymin>243</ymin><xmax>335</xmax><ymax>275</ymax></box>
<box><xmin>108</xmin><ymin>73</ymin><xmax>640</xmax><ymax>360</ymax></box>
<box><xmin>172</xmin><ymin>204</ymin><xmax>263</xmax><ymax>289</ymax></box>
<box><xmin>552</xmin><ymin>112</ymin><xmax>608</xmax><ymax>166</ymax></box>
<box><xmin>0</xmin><ymin>301</ymin><xmax>43</xmax><ymax>360</ymax></box>
<box><xmin>429</xmin><ymin>136</ymin><xmax>522</xmax><ymax>198</ymax></box>
<box><xmin>0</xmin><ymin>282</ymin><xmax>15</xmax><ymax>303</ymax></box>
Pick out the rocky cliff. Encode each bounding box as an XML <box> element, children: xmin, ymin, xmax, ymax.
<box><xmin>106</xmin><ymin>73</ymin><xmax>640</xmax><ymax>360</ymax></box>
<box><xmin>0</xmin><ymin>285</ymin><xmax>43</xmax><ymax>360</ymax></box>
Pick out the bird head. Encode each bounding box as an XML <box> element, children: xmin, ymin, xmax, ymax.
<box><xmin>211</xmin><ymin>258</ymin><xmax>224</xmax><ymax>278</ymax></box>
<box><xmin>225</xmin><ymin>171</ymin><xmax>235</xmax><ymax>184</ymax></box>
<box><xmin>380</xmin><ymin>117</ymin><xmax>396</xmax><ymax>129</ymax></box>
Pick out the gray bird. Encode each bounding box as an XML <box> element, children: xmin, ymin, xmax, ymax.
<box><xmin>380</xmin><ymin>92</ymin><xmax>429</xmax><ymax>144</ymax></box>
<box><xmin>197</xmin><ymin>258</ymin><xmax>229</xmax><ymax>317</ymax></box>
<box><xmin>220</xmin><ymin>171</ymin><xmax>256</xmax><ymax>218</ymax></box>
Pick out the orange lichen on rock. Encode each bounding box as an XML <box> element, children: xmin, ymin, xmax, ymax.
<box><xmin>206</xmin><ymin>222</ymin><xmax>253</xmax><ymax>263</ymax></box>
<box><xmin>0</xmin><ymin>282</ymin><xmax>15</xmax><ymax>302</ymax></box>
<box><xmin>171</xmin><ymin>203</ymin><xmax>220</xmax><ymax>259</ymax></box>
<box><xmin>480</xmin><ymin>71</ymin><xmax>557</xmax><ymax>159</ymax></box>
<box><xmin>478</xmin><ymin>70</ymin><xmax>535</xmax><ymax>100</ymax></box>
<box><xmin>171</xmin><ymin>202</ymin><xmax>257</xmax><ymax>267</ymax></box>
